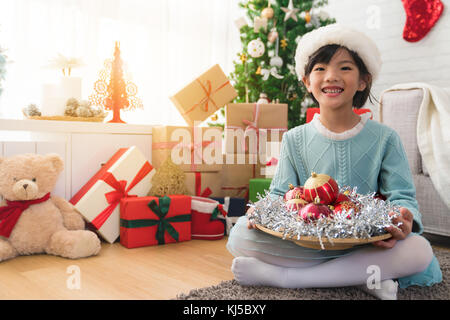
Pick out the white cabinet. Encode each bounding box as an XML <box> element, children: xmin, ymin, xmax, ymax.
<box><xmin>0</xmin><ymin>119</ymin><xmax>152</xmax><ymax>200</ymax></box>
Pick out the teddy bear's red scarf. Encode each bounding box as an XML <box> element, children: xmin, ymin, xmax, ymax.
<box><xmin>0</xmin><ymin>192</ymin><xmax>51</xmax><ymax>238</ymax></box>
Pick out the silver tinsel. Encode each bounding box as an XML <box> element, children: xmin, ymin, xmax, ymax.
<box><xmin>248</xmin><ymin>187</ymin><xmax>402</xmax><ymax>250</ymax></box>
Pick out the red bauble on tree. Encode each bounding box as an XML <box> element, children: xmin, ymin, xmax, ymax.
<box><xmin>303</xmin><ymin>172</ymin><xmax>339</xmax><ymax>205</ymax></box>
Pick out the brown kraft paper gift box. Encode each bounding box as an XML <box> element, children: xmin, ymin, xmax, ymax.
<box><xmin>170</xmin><ymin>64</ymin><xmax>238</xmax><ymax>126</ymax></box>
<box><xmin>224</xmin><ymin>103</ymin><xmax>288</xmax><ymax>154</ymax></box>
<box><xmin>152</xmin><ymin>125</ymin><xmax>223</xmax><ymax>172</ymax></box>
<box><xmin>221</xmin><ymin>153</ymin><xmax>265</xmax><ymax>198</ymax></box>
<box><xmin>185</xmin><ymin>171</ymin><xmax>222</xmax><ymax>198</ymax></box>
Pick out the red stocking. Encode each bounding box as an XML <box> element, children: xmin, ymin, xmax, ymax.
<box><xmin>402</xmin><ymin>0</ymin><xmax>444</xmax><ymax>42</ymax></box>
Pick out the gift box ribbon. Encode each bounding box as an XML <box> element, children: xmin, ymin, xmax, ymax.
<box><xmin>266</xmin><ymin>157</ymin><xmax>278</xmax><ymax>166</ymax></box>
<box><xmin>211</xmin><ymin>204</ymin><xmax>227</xmax><ymax>220</ymax></box>
<box><xmin>91</xmin><ymin>162</ymin><xmax>153</xmax><ymax>230</ymax></box>
<box><xmin>195</xmin><ymin>172</ymin><xmax>212</xmax><ymax>197</ymax></box>
<box><xmin>226</xmin><ymin>103</ymin><xmax>288</xmax><ymax>152</ymax></box>
<box><xmin>221</xmin><ymin>185</ymin><xmax>249</xmax><ymax>199</ymax></box>
<box><xmin>120</xmin><ymin>196</ymin><xmax>191</xmax><ymax>244</ymax></box>
<box><xmin>183</xmin><ymin>79</ymin><xmax>231</xmax><ymax>115</ymax></box>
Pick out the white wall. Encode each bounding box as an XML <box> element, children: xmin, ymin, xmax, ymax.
<box><xmin>324</xmin><ymin>0</ymin><xmax>450</xmax><ymax>119</ymax></box>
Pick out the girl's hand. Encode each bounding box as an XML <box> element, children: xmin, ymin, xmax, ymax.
<box><xmin>372</xmin><ymin>207</ymin><xmax>414</xmax><ymax>249</ymax></box>
<box><xmin>246</xmin><ymin>207</ymin><xmax>256</xmax><ymax>229</ymax></box>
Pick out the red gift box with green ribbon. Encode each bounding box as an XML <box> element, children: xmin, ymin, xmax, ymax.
<box><xmin>119</xmin><ymin>195</ymin><xmax>192</xmax><ymax>248</ymax></box>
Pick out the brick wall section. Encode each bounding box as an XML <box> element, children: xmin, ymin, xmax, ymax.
<box><xmin>322</xmin><ymin>0</ymin><xmax>450</xmax><ymax>119</ymax></box>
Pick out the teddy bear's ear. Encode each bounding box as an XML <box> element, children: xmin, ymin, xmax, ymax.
<box><xmin>46</xmin><ymin>154</ymin><xmax>64</xmax><ymax>172</ymax></box>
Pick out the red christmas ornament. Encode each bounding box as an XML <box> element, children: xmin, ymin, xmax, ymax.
<box><xmin>402</xmin><ymin>0</ymin><xmax>444</xmax><ymax>42</ymax></box>
<box><xmin>286</xmin><ymin>198</ymin><xmax>308</xmax><ymax>212</ymax></box>
<box><xmin>333</xmin><ymin>201</ymin><xmax>360</xmax><ymax>219</ymax></box>
<box><xmin>303</xmin><ymin>172</ymin><xmax>339</xmax><ymax>205</ymax></box>
<box><xmin>299</xmin><ymin>199</ymin><xmax>333</xmax><ymax>222</ymax></box>
<box><xmin>284</xmin><ymin>184</ymin><xmax>304</xmax><ymax>201</ymax></box>
<box><xmin>335</xmin><ymin>192</ymin><xmax>350</xmax><ymax>204</ymax></box>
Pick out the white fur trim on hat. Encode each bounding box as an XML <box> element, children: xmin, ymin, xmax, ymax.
<box><xmin>295</xmin><ymin>24</ymin><xmax>382</xmax><ymax>81</ymax></box>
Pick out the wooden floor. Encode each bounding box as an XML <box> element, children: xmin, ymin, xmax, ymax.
<box><xmin>1</xmin><ymin>233</ymin><xmax>448</xmax><ymax>300</ymax></box>
<box><xmin>0</xmin><ymin>237</ymin><xmax>234</xmax><ymax>300</ymax></box>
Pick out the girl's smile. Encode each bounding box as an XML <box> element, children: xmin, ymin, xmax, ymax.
<box><xmin>321</xmin><ymin>85</ymin><xmax>344</xmax><ymax>97</ymax></box>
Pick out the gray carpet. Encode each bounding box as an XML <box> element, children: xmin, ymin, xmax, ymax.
<box><xmin>176</xmin><ymin>247</ymin><xmax>449</xmax><ymax>300</ymax></box>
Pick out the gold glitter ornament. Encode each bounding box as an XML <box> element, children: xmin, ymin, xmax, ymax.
<box><xmin>261</xmin><ymin>7</ymin><xmax>274</xmax><ymax>19</ymax></box>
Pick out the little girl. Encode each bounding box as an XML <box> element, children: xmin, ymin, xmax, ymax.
<box><xmin>226</xmin><ymin>24</ymin><xmax>442</xmax><ymax>300</ymax></box>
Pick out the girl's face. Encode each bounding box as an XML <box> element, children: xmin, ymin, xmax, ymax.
<box><xmin>302</xmin><ymin>48</ymin><xmax>367</xmax><ymax>111</ymax></box>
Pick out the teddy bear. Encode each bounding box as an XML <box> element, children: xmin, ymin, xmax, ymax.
<box><xmin>0</xmin><ymin>153</ymin><xmax>101</xmax><ymax>262</ymax></box>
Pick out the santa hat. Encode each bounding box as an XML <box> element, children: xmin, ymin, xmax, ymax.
<box><xmin>295</xmin><ymin>24</ymin><xmax>382</xmax><ymax>81</ymax></box>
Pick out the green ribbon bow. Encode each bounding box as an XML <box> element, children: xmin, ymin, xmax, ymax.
<box><xmin>120</xmin><ymin>196</ymin><xmax>191</xmax><ymax>245</ymax></box>
<box><xmin>211</xmin><ymin>204</ymin><xmax>227</xmax><ymax>221</ymax></box>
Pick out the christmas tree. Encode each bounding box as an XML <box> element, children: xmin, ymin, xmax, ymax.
<box><xmin>90</xmin><ymin>42</ymin><xmax>143</xmax><ymax>123</ymax></box>
<box><xmin>229</xmin><ymin>0</ymin><xmax>335</xmax><ymax>129</ymax></box>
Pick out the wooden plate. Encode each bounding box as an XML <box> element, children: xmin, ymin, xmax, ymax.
<box><xmin>255</xmin><ymin>224</ymin><xmax>392</xmax><ymax>250</ymax></box>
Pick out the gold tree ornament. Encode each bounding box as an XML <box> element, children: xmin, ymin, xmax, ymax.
<box><xmin>305</xmin><ymin>11</ymin><xmax>312</xmax><ymax>23</ymax></box>
<box><xmin>261</xmin><ymin>1</ymin><xmax>274</xmax><ymax>19</ymax></box>
<box><xmin>89</xmin><ymin>42</ymin><xmax>143</xmax><ymax>123</ymax></box>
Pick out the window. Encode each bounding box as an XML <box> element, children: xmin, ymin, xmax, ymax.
<box><xmin>0</xmin><ymin>0</ymin><xmax>242</xmax><ymax>125</ymax></box>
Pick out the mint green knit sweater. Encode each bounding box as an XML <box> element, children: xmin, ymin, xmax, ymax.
<box><xmin>270</xmin><ymin>117</ymin><xmax>423</xmax><ymax>233</ymax></box>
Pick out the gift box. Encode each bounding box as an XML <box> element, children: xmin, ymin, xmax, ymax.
<box><xmin>170</xmin><ymin>64</ymin><xmax>238</xmax><ymax>126</ymax></box>
<box><xmin>185</xmin><ymin>171</ymin><xmax>222</xmax><ymax>198</ymax></box>
<box><xmin>225</xmin><ymin>103</ymin><xmax>288</xmax><ymax>154</ymax></box>
<box><xmin>191</xmin><ymin>196</ymin><xmax>227</xmax><ymax>240</ymax></box>
<box><xmin>249</xmin><ymin>178</ymin><xmax>273</xmax><ymax>203</ymax></box>
<box><xmin>70</xmin><ymin>146</ymin><xmax>155</xmax><ymax>243</ymax></box>
<box><xmin>211</xmin><ymin>196</ymin><xmax>247</xmax><ymax>235</ymax></box>
<box><xmin>120</xmin><ymin>195</ymin><xmax>191</xmax><ymax>249</ymax></box>
<box><xmin>152</xmin><ymin>125</ymin><xmax>222</xmax><ymax>172</ymax></box>
<box><xmin>221</xmin><ymin>154</ymin><xmax>264</xmax><ymax>198</ymax></box>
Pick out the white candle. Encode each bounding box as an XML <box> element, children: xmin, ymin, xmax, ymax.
<box><xmin>61</xmin><ymin>76</ymin><xmax>82</xmax><ymax>101</ymax></box>
<box><xmin>41</xmin><ymin>83</ymin><xmax>66</xmax><ymax>116</ymax></box>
